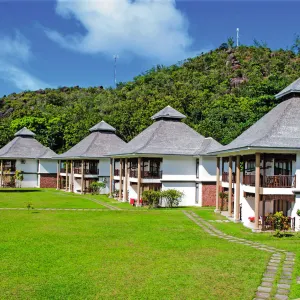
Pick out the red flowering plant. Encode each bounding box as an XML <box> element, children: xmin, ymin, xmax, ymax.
<box><xmin>248</xmin><ymin>216</ymin><xmax>255</xmax><ymax>223</ymax></box>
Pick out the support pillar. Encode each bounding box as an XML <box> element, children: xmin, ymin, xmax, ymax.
<box><xmin>56</xmin><ymin>160</ymin><xmax>60</xmax><ymax>190</ymax></box>
<box><xmin>234</xmin><ymin>155</ymin><xmax>241</xmax><ymax>221</ymax></box>
<box><xmin>124</xmin><ymin>158</ymin><xmax>128</xmax><ymax>202</ymax></box>
<box><xmin>0</xmin><ymin>159</ymin><xmax>3</xmax><ymax>188</ymax></box>
<box><xmin>80</xmin><ymin>160</ymin><xmax>84</xmax><ymax>194</ymax></box>
<box><xmin>137</xmin><ymin>157</ymin><xmax>142</xmax><ymax>206</ymax></box>
<box><xmin>228</xmin><ymin>156</ymin><xmax>233</xmax><ymax>217</ymax></box>
<box><xmin>119</xmin><ymin>159</ymin><xmax>123</xmax><ymax>201</ymax></box>
<box><xmin>215</xmin><ymin>157</ymin><xmax>220</xmax><ymax>211</ymax></box>
<box><xmin>109</xmin><ymin>158</ymin><xmax>113</xmax><ymax>197</ymax></box>
<box><xmin>65</xmin><ymin>160</ymin><xmax>69</xmax><ymax>191</ymax></box>
<box><xmin>70</xmin><ymin>160</ymin><xmax>74</xmax><ymax>192</ymax></box>
<box><xmin>254</xmin><ymin>153</ymin><xmax>261</xmax><ymax>230</ymax></box>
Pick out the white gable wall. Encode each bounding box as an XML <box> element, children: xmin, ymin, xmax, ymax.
<box><xmin>99</xmin><ymin>158</ymin><xmax>110</xmax><ymax>176</ymax></box>
<box><xmin>39</xmin><ymin>160</ymin><xmax>57</xmax><ymax>173</ymax></box>
<box><xmin>162</xmin><ymin>156</ymin><xmax>196</xmax><ymax>180</ymax></box>
<box><xmin>199</xmin><ymin>156</ymin><xmax>217</xmax><ymax>181</ymax></box>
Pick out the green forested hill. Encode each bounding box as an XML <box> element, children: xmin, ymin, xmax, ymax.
<box><xmin>0</xmin><ymin>45</ymin><xmax>300</xmax><ymax>154</ymax></box>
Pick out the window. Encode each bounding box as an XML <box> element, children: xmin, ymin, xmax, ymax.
<box><xmin>196</xmin><ymin>158</ymin><xmax>199</xmax><ymax>178</ymax></box>
<box><xmin>195</xmin><ymin>183</ymin><xmax>199</xmax><ymax>204</ymax></box>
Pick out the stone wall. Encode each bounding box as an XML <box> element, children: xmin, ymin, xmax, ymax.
<box><xmin>40</xmin><ymin>174</ymin><xmax>57</xmax><ymax>188</ymax></box>
<box><xmin>202</xmin><ymin>182</ymin><xmax>216</xmax><ymax>206</ymax></box>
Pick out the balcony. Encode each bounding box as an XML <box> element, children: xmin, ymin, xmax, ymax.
<box><xmin>74</xmin><ymin>168</ymin><xmax>98</xmax><ymax>175</ymax></box>
<box><xmin>3</xmin><ymin>166</ymin><xmax>16</xmax><ymax>172</ymax></box>
<box><xmin>243</xmin><ymin>175</ymin><xmax>296</xmax><ymax>188</ymax></box>
<box><xmin>129</xmin><ymin>170</ymin><xmax>162</xmax><ymax>179</ymax></box>
<box><xmin>222</xmin><ymin>172</ymin><xmax>236</xmax><ymax>183</ymax></box>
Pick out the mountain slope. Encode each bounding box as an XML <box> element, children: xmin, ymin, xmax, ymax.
<box><xmin>0</xmin><ymin>45</ymin><xmax>299</xmax><ymax>153</ymax></box>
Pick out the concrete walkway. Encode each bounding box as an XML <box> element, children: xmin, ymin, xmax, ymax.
<box><xmin>183</xmin><ymin>211</ymin><xmax>296</xmax><ymax>300</ymax></box>
<box><xmin>82</xmin><ymin>196</ymin><xmax>122</xmax><ymax>210</ymax></box>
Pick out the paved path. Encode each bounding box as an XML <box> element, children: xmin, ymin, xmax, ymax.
<box><xmin>183</xmin><ymin>211</ymin><xmax>296</xmax><ymax>300</ymax></box>
<box><xmin>82</xmin><ymin>197</ymin><xmax>122</xmax><ymax>210</ymax></box>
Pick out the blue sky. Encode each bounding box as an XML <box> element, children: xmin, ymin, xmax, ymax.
<box><xmin>0</xmin><ymin>0</ymin><xmax>299</xmax><ymax>97</ymax></box>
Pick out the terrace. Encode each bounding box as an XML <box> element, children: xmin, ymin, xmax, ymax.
<box><xmin>60</xmin><ymin>160</ymin><xmax>99</xmax><ymax>175</ymax></box>
<box><xmin>114</xmin><ymin>158</ymin><xmax>163</xmax><ymax>179</ymax></box>
<box><xmin>221</xmin><ymin>154</ymin><xmax>296</xmax><ymax>188</ymax></box>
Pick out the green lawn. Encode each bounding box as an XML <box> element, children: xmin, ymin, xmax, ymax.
<box><xmin>196</xmin><ymin>208</ymin><xmax>300</xmax><ymax>299</ymax></box>
<box><xmin>0</xmin><ymin>189</ymin><xmax>106</xmax><ymax>209</ymax></box>
<box><xmin>0</xmin><ymin>209</ymin><xmax>269</xmax><ymax>299</ymax></box>
<box><xmin>0</xmin><ymin>190</ymin><xmax>299</xmax><ymax>299</ymax></box>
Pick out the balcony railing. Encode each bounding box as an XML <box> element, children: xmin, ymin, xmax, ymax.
<box><xmin>263</xmin><ymin>175</ymin><xmax>295</xmax><ymax>188</ymax></box>
<box><xmin>114</xmin><ymin>169</ymin><xmax>125</xmax><ymax>176</ymax></box>
<box><xmin>222</xmin><ymin>172</ymin><xmax>236</xmax><ymax>183</ymax></box>
<box><xmin>73</xmin><ymin>168</ymin><xmax>98</xmax><ymax>175</ymax></box>
<box><xmin>3</xmin><ymin>166</ymin><xmax>16</xmax><ymax>172</ymax></box>
<box><xmin>129</xmin><ymin>170</ymin><xmax>162</xmax><ymax>179</ymax></box>
<box><xmin>243</xmin><ymin>175</ymin><xmax>296</xmax><ymax>188</ymax></box>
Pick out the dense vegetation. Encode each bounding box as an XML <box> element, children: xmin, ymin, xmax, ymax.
<box><xmin>1</xmin><ymin>45</ymin><xmax>300</xmax><ymax>153</ymax></box>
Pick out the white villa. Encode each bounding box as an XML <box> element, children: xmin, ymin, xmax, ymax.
<box><xmin>0</xmin><ymin>127</ymin><xmax>57</xmax><ymax>188</ymax></box>
<box><xmin>212</xmin><ymin>77</ymin><xmax>300</xmax><ymax>232</ymax></box>
<box><xmin>110</xmin><ymin>106</ymin><xmax>221</xmax><ymax>206</ymax></box>
<box><xmin>56</xmin><ymin>120</ymin><xmax>126</xmax><ymax>194</ymax></box>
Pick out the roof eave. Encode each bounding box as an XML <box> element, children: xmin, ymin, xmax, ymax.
<box><xmin>209</xmin><ymin>146</ymin><xmax>300</xmax><ymax>156</ymax></box>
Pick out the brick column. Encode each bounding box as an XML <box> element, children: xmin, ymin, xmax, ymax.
<box><xmin>109</xmin><ymin>158</ymin><xmax>113</xmax><ymax>197</ymax></box>
<box><xmin>254</xmin><ymin>153</ymin><xmax>261</xmax><ymax>230</ymax></box>
<box><xmin>215</xmin><ymin>157</ymin><xmax>220</xmax><ymax>211</ymax></box>
<box><xmin>234</xmin><ymin>155</ymin><xmax>241</xmax><ymax>221</ymax></box>
<box><xmin>228</xmin><ymin>156</ymin><xmax>233</xmax><ymax>217</ymax></box>
<box><xmin>56</xmin><ymin>160</ymin><xmax>60</xmax><ymax>190</ymax></box>
<box><xmin>137</xmin><ymin>157</ymin><xmax>142</xmax><ymax>206</ymax></box>
<box><xmin>124</xmin><ymin>158</ymin><xmax>128</xmax><ymax>202</ymax></box>
<box><xmin>119</xmin><ymin>159</ymin><xmax>123</xmax><ymax>200</ymax></box>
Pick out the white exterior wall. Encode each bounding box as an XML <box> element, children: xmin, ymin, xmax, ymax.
<box><xmin>199</xmin><ymin>157</ymin><xmax>217</xmax><ymax>182</ymax></box>
<box><xmin>39</xmin><ymin>159</ymin><xmax>57</xmax><ymax>174</ymax></box>
<box><xmin>99</xmin><ymin>159</ymin><xmax>110</xmax><ymax>176</ymax></box>
<box><xmin>162</xmin><ymin>182</ymin><xmax>196</xmax><ymax>206</ymax></box>
<box><xmin>162</xmin><ymin>156</ymin><xmax>196</xmax><ymax>181</ymax></box>
<box><xmin>15</xmin><ymin>159</ymin><xmax>38</xmax><ymax>187</ymax></box>
<box><xmin>292</xmin><ymin>153</ymin><xmax>300</xmax><ymax>231</ymax></box>
<box><xmin>128</xmin><ymin>183</ymin><xmax>137</xmax><ymax>200</ymax></box>
<box><xmin>16</xmin><ymin>159</ymin><xmax>38</xmax><ymax>173</ymax></box>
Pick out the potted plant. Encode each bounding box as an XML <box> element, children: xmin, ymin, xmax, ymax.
<box><xmin>248</xmin><ymin>216</ymin><xmax>255</xmax><ymax>223</ymax></box>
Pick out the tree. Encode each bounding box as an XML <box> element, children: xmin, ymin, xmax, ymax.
<box><xmin>14</xmin><ymin>170</ymin><xmax>24</xmax><ymax>188</ymax></box>
<box><xmin>292</xmin><ymin>34</ymin><xmax>300</xmax><ymax>54</ymax></box>
<box><xmin>227</xmin><ymin>37</ymin><xmax>235</xmax><ymax>49</ymax></box>
<box><xmin>161</xmin><ymin>189</ymin><xmax>184</xmax><ymax>208</ymax></box>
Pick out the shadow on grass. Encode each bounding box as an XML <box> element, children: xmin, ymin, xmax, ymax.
<box><xmin>0</xmin><ymin>189</ymin><xmax>42</xmax><ymax>193</ymax></box>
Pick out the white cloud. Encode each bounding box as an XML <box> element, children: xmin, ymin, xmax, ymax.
<box><xmin>45</xmin><ymin>0</ymin><xmax>199</xmax><ymax>63</ymax></box>
<box><xmin>0</xmin><ymin>32</ymin><xmax>49</xmax><ymax>91</ymax></box>
<box><xmin>0</xmin><ymin>31</ymin><xmax>31</xmax><ymax>63</ymax></box>
<box><xmin>0</xmin><ymin>63</ymin><xmax>49</xmax><ymax>91</ymax></box>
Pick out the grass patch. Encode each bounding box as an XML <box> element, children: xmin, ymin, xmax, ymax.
<box><xmin>195</xmin><ymin>209</ymin><xmax>300</xmax><ymax>299</ymax></box>
<box><xmin>0</xmin><ymin>189</ymin><xmax>106</xmax><ymax>209</ymax></box>
<box><xmin>0</xmin><ymin>209</ymin><xmax>269</xmax><ymax>299</ymax></box>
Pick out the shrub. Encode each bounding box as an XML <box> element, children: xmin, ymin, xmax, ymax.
<box><xmin>14</xmin><ymin>170</ymin><xmax>24</xmax><ymax>188</ymax></box>
<box><xmin>161</xmin><ymin>189</ymin><xmax>184</xmax><ymax>208</ymax></box>
<box><xmin>219</xmin><ymin>192</ymin><xmax>228</xmax><ymax>211</ymax></box>
<box><xmin>90</xmin><ymin>182</ymin><xmax>106</xmax><ymax>195</ymax></box>
<box><xmin>297</xmin><ymin>209</ymin><xmax>300</xmax><ymax>217</ymax></box>
<box><xmin>142</xmin><ymin>190</ymin><xmax>161</xmax><ymax>208</ymax></box>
